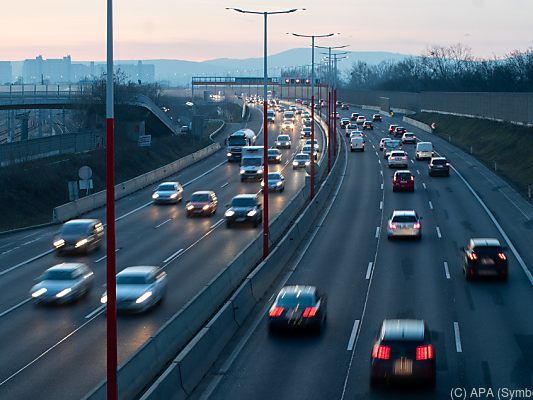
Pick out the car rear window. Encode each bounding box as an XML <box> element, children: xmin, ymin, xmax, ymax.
<box><xmin>277</xmin><ymin>293</ymin><xmax>315</xmax><ymax>307</ymax></box>
<box><xmin>392</xmin><ymin>215</ymin><xmax>417</xmax><ymax>223</ymax></box>
<box><xmin>397</xmin><ymin>173</ymin><xmax>411</xmax><ymax>180</ymax></box>
<box><xmin>432</xmin><ymin>159</ymin><xmax>447</xmax><ymax>165</ymax></box>
<box><xmin>231</xmin><ymin>197</ymin><xmax>257</xmax><ymax>207</ymax></box>
<box><xmin>473</xmin><ymin>246</ymin><xmax>502</xmax><ymax>256</ymax></box>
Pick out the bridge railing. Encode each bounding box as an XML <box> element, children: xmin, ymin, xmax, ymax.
<box><xmin>0</xmin><ymin>84</ymin><xmax>92</xmax><ymax>98</ymax></box>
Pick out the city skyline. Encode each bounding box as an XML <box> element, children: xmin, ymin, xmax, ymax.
<box><xmin>1</xmin><ymin>0</ymin><xmax>531</xmax><ymax>61</ymax></box>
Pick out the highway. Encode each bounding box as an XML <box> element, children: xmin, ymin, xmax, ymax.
<box><xmin>194</xmin><ymin>106</ymin><xmax>533</xmax><ymax>400</ymax></box>
<box><xmin>0</xmin><ymin>103</ymin><xmax>326</xmax><ymax>399</ymax></box>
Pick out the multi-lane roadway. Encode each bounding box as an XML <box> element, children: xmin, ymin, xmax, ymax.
<box><xmin>194</xmin><ymin>106</ymin><xmax>533</xmax><ymax>400</ymax></box>
<box><xmin>0</xmin><ymin>103</ymin><xmax>326</xmax><ymax>399</ymax></box>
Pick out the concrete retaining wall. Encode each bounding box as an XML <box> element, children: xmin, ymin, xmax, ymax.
<box><xmin>403</xmin><ymin>116</ymin><xmax>433</xmax><ymax>133</ymax></box>
<box><xmin>52</xmin><ymin>142</ymin><xmax>221</xmax><ymax>222</ymax></box>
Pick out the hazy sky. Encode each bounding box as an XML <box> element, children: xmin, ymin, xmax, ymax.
<box><xmin>1</xmin><ymin>0</ymin><xmax>531</xmax><ymax>61</ymax></box>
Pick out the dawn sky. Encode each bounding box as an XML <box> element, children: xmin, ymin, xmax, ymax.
<box><xmin>1</xmin><ymin>0</ymin><xmax>531</xmax><ymax>61</ymax></box>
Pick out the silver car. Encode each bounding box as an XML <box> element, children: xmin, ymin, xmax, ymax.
<box><xmin>152</xmin><ymin>182</ymin><xmax>183</xmax><ymax>204</ymax></box>
<box><xmin>101</xmin><ymin>266</ymin><xmax>167</xmax><ymax>313</ymax></box>
<box><xmin>292</xmin><ymin>153</ymin><xmax>311</xmax><ymax>169</ymax></box>
<box><xmin>387</xmin><ymin>150</ymin><xmax>409</xmax><ymax>168</ymax></box>
<box><xmin>275</xmin><ymin>134</ymin><xmax>291</xmax><ymax>149</ymax></box>
<box><xmin>261</xmin><ymin>172</ymin><xmax>285</xmax><ymax>192</ymax></box>
<box><xmin>31</xmin><ymin>263</ymin><xmax>94</xmax><ymax>304</ymax></box>
<box><xmin>304</xmin><ymin>139</ymin><xmax>320</xmax><ymax>153</ymax></box>
<box><xmin>387</xmin><ymin>210</ymin><xmax>422</xmax><ymax>239</ymax></box>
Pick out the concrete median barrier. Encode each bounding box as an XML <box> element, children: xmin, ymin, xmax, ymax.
<box><xmin>229</xmin><ymin>279</ymin><xmax>256</xmax><ymax>326</ymax></box>
<box><xmin>139</xmin><ymin>362</ymin><xmax>187</xmax><ymax>400</ymax></box>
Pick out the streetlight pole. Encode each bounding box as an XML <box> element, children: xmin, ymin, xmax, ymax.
<box><xmin>288</xmin><ymin>32</ymin><xmax>337</xmax><ymax>200</ymax></box>
<box><xmin>227</xmin><ymin>7</ymin><xmax>303</xmax><ymax>259</ymax></box>
<box><xmin>105</xmin><ymin>0</ymin><xmax>117</xmax><ymax>399</ymax></box>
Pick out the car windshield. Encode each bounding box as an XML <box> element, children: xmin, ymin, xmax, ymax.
<box><xmin>60</xmin><ymin>222</ymin><xmax>88</xmax><ymax>235</ymax></box>
<box><xmin>157</xmin><ymin>184</ymin><xmax>176</xmax><ymax>191</ymax></box>
<box><xmin>277</xmin><ymin>293</ymin><xmax>316</xmax><ymax>307</ymax></box>
<box><xmin>278</xmin><ymin>135</ymin><xmax>289</xmax><ymax>141</ymax></box>
<box><xmin>43</xmin><ymin>269</ymin><xmax>76</xmax><ymax>280</ymax></box>
<box><xmin>242</xmin><ymin>158</ymin><xmax>262</xmax><ymax>167</ymax></box>
<box><xmin>295</xmin><ymin>154</ymin><xmax>309</xmax><ymax>160</ymax></box>
<box><xmin>268</xmin><ymin>173</ymin><xmax>281</xmax><ymax>180</ymax></box>
<box><xmin>116</xmin><ymin>275</ymin><xmax>151</xmax><ymax>285</ymax></box>
<box><xmin>228</xmin><ymin>137</ymin><xmax>247</xmax><ymax>146</ymax></box>
<box><xmin>392</xmin><ymin>215</ymin><xmax>417</xmax><ymax>223</ymax></box>
<box><xmin>191</xmin><ymin>193</ymin><xmax>210</xmax><ymax>202</ymax></box>
<box><xmin>268</xmin><ymin>150</ymin><xmax>279</xmax><ymax>155</ymax></box>
<box><xmin>231</xmin><ymin>197</ymin><xmax>256</xmax><ymax>207</ymax></box>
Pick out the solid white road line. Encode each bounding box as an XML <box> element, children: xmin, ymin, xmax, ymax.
<box><xmin>220</xmin><ymin>182</ymin><xmax>229</xmax><ymax>188</ymax></box>
<box><xmin>379</xmin><ymin>201</ymin><xmax>383</xmax><ymax>210</ymax></box>
<box><xmin>365</xmin><ymin>262</ymin><xmax>373</xmax><ymax>280</ymax></box>
<box><xmin>163</xmin><ymin>248</ymin><xmax>184</xmax><ymax>264</ymax></box>
<box><xmin>210</xmin><ymin>219</ymin><xmax>225</xmax><ymax>230</ymax></box>
<box><xmin>416</xmin><ymin>169</ymin><xmax>420</xmax><ymax>175</ymax></box>
<box><xmin>375</xmin><ymin>227</ymin><xmax>380</xmax><ymax>239</ymax></box>
<box><xmin>0</xmin><ymin>298</ymin><xmax>32</xmax><ymax>319</ymax></box>
<box><xmin>429</xmin><ymin>201</ymin><xmax>434</xmax><ymax>210</ymax></box>
<box><xmin>95</xmin><ymin>248</ymin><xmax>120</xmax><ymax>263</ymax></box>
<box><xmin>0</xmin><ymin>249</ymin><xmax>54</xmax><ymax>277</ymax></box>
<box><xmin>422</xmin><ymin>182</ymin><xmax>427</xmax><ymax>189</ymax></box>
<box><xmin>347</xmin><ymin>320</ymin><xmax>361</xmax><ymax>351</ymax></box>
<box><xmin>436</xmin><ymin>226</ymin><xmax>442</xmax><ymax>238</ymax></box>
<box><xmin>451</xmin><ymin>165</ymin><xmax>533</xmax><ymax>286</ymax></box>
<box><xmin>155</xmin><ymin>218</ymin><xmax>172</xmax><ymax>229</ymax></box>
<box><xmin>410</xmin><ymin>159</ymin><xmax>414</xmax><ymax>164</ymax></box>
<box><xmin>444</xmin><ymin>261</ymin><xmax>451</xmax><ymax>279</ymax></box>
<box><xmin>84</xmin><ymin>305</ymin><xmax>105</xmax><ymax>319</ymax></box>
<box><xmin>454</xmin><ymin>322</ymin><xmax>463</xmax><ymax>353</ymax></box>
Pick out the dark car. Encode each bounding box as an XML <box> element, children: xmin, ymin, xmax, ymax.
<box><xmin>350</xmin><ymin>112</ymin><xmax>359</xmax><ymax>121</ymax></box>
<box><xmin>394</xmin><ymin>127</ymin><xmax>407</xmax><ymax>137</ymax></box>
<box><xmin>340</xmin><ymin>118</ymin><xmax>351</xmax><ymax>129</ymax></box>
<box><xmin>428</xmin><ymin>157</ymin><xmax>450</xmax><ymax>177</ymax></box>
<box><xmin>225</xmin><ymin>194</ymin><xmax>262</xmax><ymax>228</ymax></box>
<box><xmin>186</xmin><ymin>191</ymin><xmax>218</xmax><ymax>217</ymax></box>
<box><xmin>462</xmin><ymin>238</ymin><xmax>508</xmax><ymax>280</ymax></box>
<box><xmin>53</xmin><ymin>219</ymin><xmax>104</xmax><ymax>254</ymax></box>
<box><xmin>363</xmin><ymin>121</ymin><xmax>374</xmax><ymax>130</ymax></box>
<box><xmin>268</xmin><ymin>285</ymin><xmax>327</xmax><ymax>333</ymax></box>
<box><xmin>341</xmin><ymin>103</ymin><xmax>350</xmax><ymax>110</ymax></box>
<box><xmin>393</xmin><ymin>170</ymin><xmax>415</xmax><ymax>192</ymax></box>
<box><xmin>373</xmin><ymin>114</ymin><xmax>382</xmax><ymax>122</ymax></box>
<box><xmin>267</xmin><ymin>148</ymin><xmax>282</xmax><ymax>164</ymax></box>
<box><xmin>370</xmin><ymin>319</ymin><xmax>436</xmax><ymax>388</ymax></box>
<box><xmin>389</xmin><ymin>124</ymin><xmax>398</xmax><ymax>134</ymax></box>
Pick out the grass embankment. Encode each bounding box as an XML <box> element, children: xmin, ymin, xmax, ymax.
<box><xmin>411</xmin><ymin>112</ymin><xmax>533</xmax><ymax>198</ymax></box>
<box><xmin>0</xmin><ymin>126</ymin><xmax>220</xmax><ymax>231</ymax></box>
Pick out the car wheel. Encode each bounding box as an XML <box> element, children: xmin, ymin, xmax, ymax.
<box><xmin>387</xmin><ymin>235</ymin><xmax>393</xmax><ymax>240</ymax></box>
<box><xmin>253</xmin><ymin>219</ymin><xmax>259</xmax><ymax>228</ymax></box>
<box><xmin>186</xmin><ymin>212</ymin><xmax>191</xmax><ymax>218</ymax></box>
<box><xmin>464</xmin><ymin>266</ymin><xmax>474</xmax><ymax>281</ymax></box>
<box><xmin>392</xmin><ymin>187</ymin><xmax>396</xmax><ymax>192</ymax></box>
<box><xmin>500</xmin><ymin>269</ymin><xmax>508</xmax><ymax>281</ymax></box>
<box><xmin>351</xmin><ymin>149</ymin><xmax>354</xmax><ymax>152</ymax></box>
<box><xmin>370</xmin><ymin>375</ymin><xmax>381</xmax><ymax>388</ymax></box>
<box><xmin>226</xmin><ymin>221</ymin><xmax>232</xmax><ymax>228</ymax></box>
<box><xmin>212</xmin><ymin>207</ymin><xmax>217</xmax><ymax>215</ymax></box>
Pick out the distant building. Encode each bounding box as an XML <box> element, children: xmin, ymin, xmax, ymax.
<box><xmin>0</xmin><ymin>61</ymin><xmax>12</xmax><ymax>84</ymax></box>
<box><xmin>116</xmin><ymin>61</ymin><xmax>155</xmax><ymax>83</ymax></box>
<box><xmin>22</xmin><ymin>55</ymin><xmax>72</xmax><ymax>83</ymax></box>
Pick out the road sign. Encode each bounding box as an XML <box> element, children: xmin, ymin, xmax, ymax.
<box><xmin>78</xmin><ymin>165</ymin><xmax>92</xmax><ymax>180</ymax></box>
<box><xmin>138</xmin><ymin>134</ymin><xmax>152</xmax><ymax>147</ymax></box>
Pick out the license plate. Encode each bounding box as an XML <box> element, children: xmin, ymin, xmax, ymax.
<box><xmin>481</xmin><ymin>258</ymin><xmax>495</xmax><ymax>265</ymax></box>
<box><xmin>393</xmin><ymin>358</ymin><xmax>413</xmax><ymax>376</ymax></box>
<box><xmin>235</xmin><ymin>217</ymin><xmax>246</xmax><ymax>222</ymax></box>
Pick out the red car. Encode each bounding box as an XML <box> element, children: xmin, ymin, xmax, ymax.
<box><xmin>392</xmin><ymin>170</ymin><xmax>414</xmax><ymax>192</ymax></box>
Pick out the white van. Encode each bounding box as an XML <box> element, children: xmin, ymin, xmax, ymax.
<box><xmin>350</xmin><ymin>136</ymin><xmax>365</xmax><ymax>152</ymax></box>
<box><xmin>416</xmin><ymin>142</ymin><xmax>434</xmax><ymax>160</ymax></box>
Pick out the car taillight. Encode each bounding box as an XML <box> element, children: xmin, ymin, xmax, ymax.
<box><xmin>269</xmin><ymin>306</ymin><xmax>284</xmax><ymax>317</ymax></box>
<box><xmin>393</xmin><ymin>176</ymin><xmax>397</xmax><ymax>182</ymax></box>
<box><xmin>413</xmin><ymin>222</ymin><xmax>421</xmax><ymax>229</ymax></box>
<box><xmin>410</xmin><ymin>176</ymin><xmax>414</xmax><ymax>182</ymax></box>
<box><xmin>372</xmin><ymin>344</ymin><xmax>390</xmax><ymax>360</ymax></box>
<box><xmin>468</xmin><ymin>252</ymin><xmax>478</xmax><ymax>261</ymax></box>
<box><xmin>446</xmin><ymin>163</ymin><xmax>450</xmax><ymax>166</ymax></box>
<box><xmin>389</xmin><ymin>223</ymin><xmax>397</xmax><ymax>230</ymax></box>
<box><xmin>302</xmin><ymin>307</ymin><xmax>318</xmax><ymax>318</ymax></box>
<box><xmin>416</xmin><ymin>344</ymin><xmax>434</xmax><ymax>360</ymax></box>
<box><xmin>402</xmin><ymin>156</ymin><xmax>407</xmax><ymax>160</ymax></box>
<box><xmin>498</xmin><ymin>252</ymin><xmax>506</xmax><ymax>260</ymax></box>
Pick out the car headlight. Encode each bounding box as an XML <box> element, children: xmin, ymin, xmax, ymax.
<box><xmin>170</xmin><ymin>193</ymin><xmax>178</xmax><ymax>199</ymax></box>
<box><xmin>56</xmin><ymin>288</ymin><xmax>72</xmax><ymax>298</ymax></box>
<box><xmin>75</xmin><ymin>238</ymin><xmax>88</xmax><ymax>248</ymax></box>
<box><xmin>186</xmin><ymin>204</ymin><xmax>194</xmax><ymax>210</ymax></box>
<box><xmin>135</xmin><ymin>291</ymin><xmax>153</xmax><ymax>304</ymax></box>
<box><xmin>32</xmin><ymin>288</ymin><xmax>47</xmax><ymax>298</ymax></box>
<box><xmin>257</xmin><ymin>168</ymin><xmax>263</xmax><ymax>174</ymax></box>
<box><xmin>305</xmin><ymin>161</ymin><xmax>311</xmax><ymax>166</ymax></box>
<box><xmin>292</xmin><ymin>161</ymin><xmax>298</xmax><ymax>165</ymax></box>
<box><xmin>152</xmin><ymin>193</ymin><xmax>159</xmax><ymax>199</ymax></box>
<box><xmin>261</xmin><ymin>181</ymin><xmax>265</xmax><ymax>187</ymax></box>
<box><xmin>100</xmin><ymin>294</ymin><xmax>107</xmax><ymax>304</ymax></box>
<box><xmin>276</xmin><ymin>181</ymin><xmax>283</xmax><ymax>186</ymax></box>
<box><xmin>240</xmin><ymin>169</ymin><xmax>245</xmax><ymax>174</ymax></box>
<box><xmin>225</xmin><ymin>210</ymin><xmax>235</xmax><ymax>217</ymax></box>
<box><xmin>276</xmin><ymin>155</ymin><xmax>281</xmax><ymax>159</ymax></box>
<box><xmin>202</xmin><ymin>204</ymin><xmax>210</xmax><ymax>211</ymax></box>
<box><xmin>53</xmin><ymin>239</ymin><xmax>65</xmax><ymax>248</ymax></box>
<box><xmin>247</xmin><ymin>210</ymin><xmax>257</xmax><ymax>217</ymax></box>
<box><xmin>227</xmin><ymin>152</ymin><xmax>232</xmax><ymax>157</ymax></box>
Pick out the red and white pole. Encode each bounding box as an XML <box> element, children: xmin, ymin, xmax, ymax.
<box><xmin>327</xmin><ymin>86</ymin><xmax>331</xmax><ymax>173</ymax></box>
<box><xmin>106</xmin><ymin>1</ymin><xmax>118</xmax><ymax>399</ymax></box>
<box><xmin>333</xmin><ymin>88</ymin><xmax>337</xmax><ymax>157</ymax></box>
<box><xmin>262</xmin><ymin>12</ymin><xmax>269</xmax><ymax>259</ymax></box>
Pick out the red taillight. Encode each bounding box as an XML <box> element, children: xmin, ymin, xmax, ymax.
<box><xmin>498</xmin><ymin>252</ymin><xmax>506</xmax><ymax>260</ymax></box>
<box><xmin>416</xmin><ymin>344</ymin><xmax>434</xmax><ymax>360</ymax></box>
<box><xmin>302</xmin><ymin>307</ymin><xmax>318</xmax><ymax>318</ymax></box>
<box><xmin>269</xmin><ymin>306</ymin><xmax>284</xmax><ymax>317</ymax></box>
<box><xmin>372</xmin><ymin>344</ymin><xmax>391</xmax><ymax>360</ymax></box>
<box><xmin>413</xmin><ymin>222</ymin><xmax>421</xmax><ymax>229</ymax></box>
<box><xmin>410</xmin><ymin>176</ymin><xmax>414</xmax><ymax>182</ymax></box>
<box><xmin>402</xmin><ymin>156</ymin><xmax>407</xmax><ymax>160</ymax></box>
<box><xmin>389</xmin><ymin>223</ymin><xmax>397</xmax><ymax>230</ymax></box>
<box><xmin>393</xmin><ymin>177</ymin><xmax>398</xmax><ymax>182</ymax></box>
<box><xmin>468</xmin><ymin>252</ymin><xmax>478</xmax><ymax>261</ymax></box>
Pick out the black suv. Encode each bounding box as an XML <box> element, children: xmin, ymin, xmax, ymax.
<box><xmin>428</xmin><ymin>157</ymin><xmax>450</xmax><ymax>177</ymax></box>
<box><xmin>370</xmin><ymin>319</ymin><xmax>436</xmax><ymax>388</ymax></box>
<box><xmin>462</xmin><ymin>238</ymin><xmax>508</xmax><ymax>280</ymax></box>
<box><xmin>225</xmin><ymin>194</ymin><xmax>263</xmax><ymax>228</ymax></box>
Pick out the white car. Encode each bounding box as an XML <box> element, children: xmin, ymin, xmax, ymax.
<box><xmin>356</xmin><ymin>115</ymin><xmax>366</xmax><ymax>125</ymax></box>
<box><xmin>345</xmin><ymin>123</ymin><xmax>358</xmax><ymax>137</ymax></box>
<box><xmin>300</xmin><ymin>127</ymin><xmax>312</xmax><ymax>138</ymax></box>
<box><xmin>402</xmin><ymin>132</ymin><xmax>417</xmax><ymax>144</ymax></box>
<box><xmin>152</xmin><ymin>182</ymin><xmax>183</xmax><ymax>204</ymax></box>
<box><xmin>281</xmin><ymin>121</ymin><xmax>293</xmax><ymax>132</ymax></box>
<box><xmin>388</xmin><ymin>150</ymin><xmax>409</xmax><ymax>168</ymax></box>
<box><xmin>101</xmin><ymin>266</ymin><xmax>167</xmax><ymax>313</ymax></box>
<box><xmin>261</xmin><ymin>172</ymin><xmax>285</xmax><ymax>192</ymax></box>
<box><xmin>416</xmin><ymin>142</ymin><xmax>434</xmax><ymax>160</ymax></box>
<box><xmin>304</xmin><ymin>139</ymin><xmax>320</xmax><ymax>152</ymax></box>
<box><xmin>387</xmin><ymin>210</ymin><xmax>422</xmax><ymax>240</ymax></box>
<box><xmin>275</xmin><ymin>134</ymin><xmax>291</xmax><ymax>149</ymax></box>
<box><xmin>379</xmin><ymin>137</ymin><xmax>391</xmax><ymax>151</ymax></box>
<box><xmin>31</xmin><ymin>263</ymin><xmax>94</xmax><ymax>304</ymax></box>
<box><xmin>350</xmin><ymin>136</ymin><xmax>365</xmax><ymax>152</ymax></box>
<box><xmin>302</xmin><ymin>144</ymin><xmax>319</xmax><ymax>160</ymax></box>
<box><xmin>292</xmin><ymin>152</ymin><xmax>311</xmax><ymax>169</ymax></box>
<box><xmin>349</xmin><ymin>131</ymin><xmax>364</xmax><ymax>141</ymax></box>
